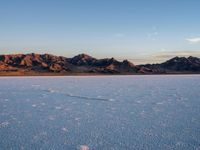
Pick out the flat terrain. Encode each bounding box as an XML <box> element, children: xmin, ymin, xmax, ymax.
<box><xmin>0</xmin><ymin>76</ymin><xmax>200</xmax><ymax>149</ymax></box>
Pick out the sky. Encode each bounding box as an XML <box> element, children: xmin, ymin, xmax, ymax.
<box><xmin>0</xmin><ymin>0</ymin><xmax>200</xmax><ymax>64</ymax></box>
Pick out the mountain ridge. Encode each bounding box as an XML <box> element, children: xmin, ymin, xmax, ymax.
<box><xmin>0</xmin><ymin>53</ymin><xmax>200</xmax><ymax>75</ymax></box>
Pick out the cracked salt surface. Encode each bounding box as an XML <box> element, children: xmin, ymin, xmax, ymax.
<box><xmin>0</xmin><ymin>121</ymin><xmax>9</xmax><ymax>128</ymax></box>
<box><xmin>79</xmin><ymin>145</ymin><xmax>89</xmax><ymax>150</ymax></box>
<box><xmin>0</xmin><ymin>75</ymin><xmax>200</xmax><ymax>150</ymax></box>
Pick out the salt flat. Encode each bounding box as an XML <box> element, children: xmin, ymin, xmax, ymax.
<box><xmin>0</xmin><ymin>75</ymin><xmax>200</xmax><ymax>150</ymax></box>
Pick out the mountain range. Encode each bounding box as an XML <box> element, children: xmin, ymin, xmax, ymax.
<box><xmin>0</xmin><ymin>53</ymin><xmax>200</xmax><ymax>75</ymax></box>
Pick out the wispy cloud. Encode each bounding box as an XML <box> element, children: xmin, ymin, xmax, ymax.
<box><xmin>186</xmin><ymin>37</ymin><xmax>200</xmax><ymax>44</ymax></box>
<box><xmin>152</xmin><ymin>51</ymin><xmax>200</xmax><ymax>59</ymax></box>
<box><xmin>147</xmin><ymin>26</ymin><xmax>159</xmax><ymax>41</ymax></box>
<box><xmin>118</xmin><ymin>50</ymin><xmax>200</xmax><ymax>65</ymax></box>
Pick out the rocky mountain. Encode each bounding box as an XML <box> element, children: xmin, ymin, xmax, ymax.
<box><xmin>141</xmin><ymin>56</ymin><xmax>200</xmax><ymax>73</ymax></box>
<box><xmin>0</xmin><ymin>53</ymin><xmax>145</xmax><ymax>75</ymax></box>
<box><xmin>0</xmin><ymin>53</ymin><xmax>200</xmax><ymax>75</ymax></box>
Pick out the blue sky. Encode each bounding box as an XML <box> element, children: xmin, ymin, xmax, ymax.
<box><xmin>1</xmin><ymin>0</ymin><xmax>200</xmax><ymax>64</ymax></box>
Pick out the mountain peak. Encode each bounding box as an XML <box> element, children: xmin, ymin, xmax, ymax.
<box><xmin>69</xmin><ymin>53</ymin><xmax>96</xmax><ymax>66</ymax></box>
<box><xmin>122</xmin><ymin>59</ymin><xmax>135</xmax><ymax>66</ymax></box>
<box><xmin>74</xmin><ymin>53</ymin><xmax>93</xmax><ymax>59</ymax></box>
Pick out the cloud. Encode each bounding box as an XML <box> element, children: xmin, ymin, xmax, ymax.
<box><xmin>120</xmin><ymin>50</ymin><xmax>200</xmax><ymax>65</ymax></box>
<box><xmin>147</xmin><ymin>26</ymin><xmax>159</xmax><ymax>41</ymax></box>
<box><xmin>152</xmin><ymin>51</ymin><xmax>200</xmax><ymax>59</ymax></box>
<box><xmin>109</xmin><ymin>49</ymin><xmax>200</xmax><ymax>65</ymax></box>
<box><xmin>186</xmin><ymin>37</ymin><xmax>200</xmax><ymax>44</ymax></box>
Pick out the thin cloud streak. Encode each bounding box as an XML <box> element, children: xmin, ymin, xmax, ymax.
<box><xmin>119</xmin><ymin>51</ymin><xmax>200</xmax><ymax>65</ymax></box>
<box><xmin>152</xmin><ymin>51</ymin><xmax>200</xmax><ymax>58</ymax></box>
<box><xmin>186</xmin><ymin>37</ymin><xmax>200</xmax><ymax>44</ymax></box>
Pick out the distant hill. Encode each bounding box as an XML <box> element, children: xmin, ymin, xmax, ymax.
<box><xmin>141</xmin><ymin>56</ymin><xmax>200</xmax><ymax>74</ymax></box>
<box><xmin>0</xmin><ymin>53</ymin><xmax>200</xmax><ymax>75</ymax></box>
